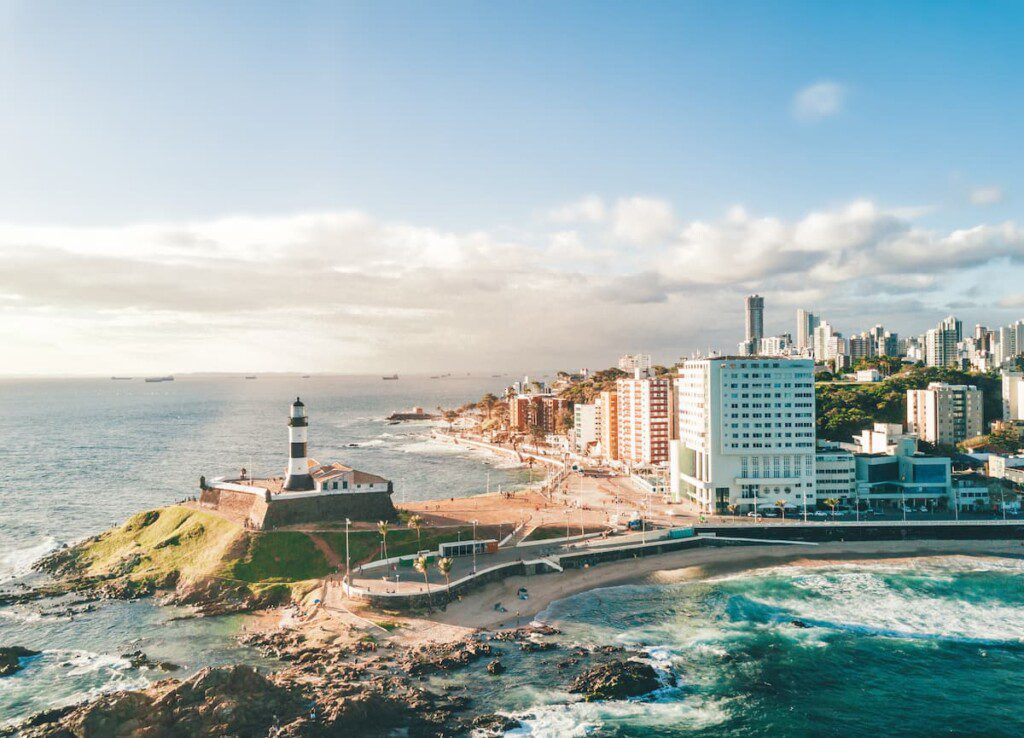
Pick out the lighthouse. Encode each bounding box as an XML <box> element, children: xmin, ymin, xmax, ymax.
<box><xmin>283</xmin><ymin>397</ymin><xmax>315</xmax><ymax>491</ymax></box>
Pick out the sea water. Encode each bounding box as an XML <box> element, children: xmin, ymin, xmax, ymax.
<box><xmin>0</xmin><ymin>374</ymin><xmax>528</xmax><ymax>724</ymax></box>
<box><xmin>497</xmin><ymin>556</ymin><xmax>1024</xmax><ymax>736</ymax></box>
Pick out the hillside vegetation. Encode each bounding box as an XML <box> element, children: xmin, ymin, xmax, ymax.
<box><xmin>36</xmin><ymin>506</ymin><xmax>326</xmax><ymax>612</ymax></box>
<box><xmin>816</xmin><ymin>366</ymin><xmax>1002</xmax><ymax>442</ymax></box>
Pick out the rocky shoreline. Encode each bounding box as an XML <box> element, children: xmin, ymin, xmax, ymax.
<box><xmin>3</xmin><ymin>621</ymin><xmax>666</xmax><ymax>737</ymax></box>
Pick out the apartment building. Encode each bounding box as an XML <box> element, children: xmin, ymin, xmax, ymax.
<box><xmin>598</xmin><ymin>390</ymin><xmax>619</xmax><ymax>461</ymax></box>
<box><xmin>1003</xmin><ymin>371</ymin><xmax>1024</xmax><ymax>421</ymax></box>
<box><xmin>572</xmin><ymin>402</ymin><xmax>599</xmax><ymax>455</ymax></box>
<box><xmin>616</xmin><ymin>374</ymin><xmax>671</xmax><ymax>466</ymax></box>
<box><xmin>669</xmin><ymin>357</ymin><xmax>816</xmax><ymax>515</ymax></box>
<box><xmin>507</xmin><ymin>394</ymin><xmax>571</xmax><ymax>434</ymax></box>
<box><xmin>815</xmin><ymin>444</ymin><xmax>856</xmax><ymax>504</ymax></box>
<box><xmin>906</xmin><ymin>382</ymin><xmax>983</xmax><ymax>446</ymax></box>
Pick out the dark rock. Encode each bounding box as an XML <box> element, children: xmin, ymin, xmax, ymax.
<box><xmin>0</xmin><ymin>646</ymin><xmax>41</xmax><ymax>677</ymax></box>
<box><xmin>472</xmin><ymin>713</ymin><xmax>521</xmax><ymax>735</ymax></box>
<box><xmin>486</xmin><ymin>659</ymin><xmax>505</xmax><ymax>675</ymax></box>
<box><xmin>520</xmin><ymin>640</ymin><xmax>557</xmax><ymax>653</ymax></box>
<box><xmin>568</xmin><ymin>659</ymin><xmax>661</xmax><ymax>701</ymax></box>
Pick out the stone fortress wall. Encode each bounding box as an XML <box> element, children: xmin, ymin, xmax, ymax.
<box><xmin>198</xmin><ymin>486</ymin><xmax>396</xmax><ymax>530</ymax></box>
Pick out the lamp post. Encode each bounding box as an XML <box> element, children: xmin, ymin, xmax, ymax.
<box><xmin>901</xmin><ymin>487</ymin><xmax>907</xmax><ymax>523</ymax></box>
<box><xmin>472</xmin><ymin>519</ymin><xmax>478</xmax><ymax>574</ymax></box>
<box><xmin>344</xmin><ymin>518</ymin><xmax>351</xmax><ymax>587</ymax></box>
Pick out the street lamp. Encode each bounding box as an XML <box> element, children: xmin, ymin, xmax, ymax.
<box><xmin>472</xmin><ymin>519</ymin><xmax>478</xmax><ymax>574</ymax></box>
<box><xmin>344</xmin><ymin>518</ymin><xmax>351</xmax><ymax>587</ymax></box>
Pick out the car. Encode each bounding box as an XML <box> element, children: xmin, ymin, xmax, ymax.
<box><xmin>746</xmin><ymin>511</ymin><xmax>758</xmax><ymax>517</ymax></box>
<box><xmin>811</xmin><ymin>510</ymin><xmax>829</xmax><ymax>518</ymax></box>
<box><xmin>918</xmin><ymin>506</ymin><xmax>928</xmax><ymax>513</ymax></box>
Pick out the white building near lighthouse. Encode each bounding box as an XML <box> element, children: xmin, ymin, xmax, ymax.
<box><xmin>669</xmin><ymin>356</ymin><xmax>817</xmax><ymax>514</ymax></box>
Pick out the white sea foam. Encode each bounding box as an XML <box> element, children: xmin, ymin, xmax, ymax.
<box><xmin>747</xmin><ymin>566</ymin><xmax>1024</xmax><ymax>643</ymax></box>
<box><xmin>0</xmin><ymin>536</ymin><xmax>60</xmax><ymax>579</ymax></box>
<box><xmin>504</xmin><ymin>696</ymin><xmax>728</xmax><ymax>737</ymax></box>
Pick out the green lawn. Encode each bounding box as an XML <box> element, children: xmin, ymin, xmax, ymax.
<box><xmin>523</xmin><ymin>524</ymin><xmax>604</xmax><ymax>542</ymax></box>
<box><xmin>222</xmin><ymin>531</ymin><xmax>333</xmax><ymax>583</ymax></box>
<box><xmin>318</xmin><ymin>525</ymin><xmax>506</xmax><ymax>565</ymax></box>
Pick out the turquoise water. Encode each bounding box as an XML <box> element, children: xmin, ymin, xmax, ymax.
<box><xmin>493</xmin><ymin>557</ymin><xmax>1024</xmax><ymax>736</ymax></box>
<box><xmin>0</xmin><ymin>374</ymin><xmax>527</xmax><ymax>725</ymax></box>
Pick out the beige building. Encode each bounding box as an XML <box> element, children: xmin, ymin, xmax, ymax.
<box><xmin>906</xmin><ymin>382</ymin><xmax>983</xmax><ymax>446</ymax></box>
<box><xmin>615</xmin><ymin>375</ymin><xmax>671</xmax><ymax>466</ymax></box>
<box><xmin>598</xmin><ymin>390</ymin><xmax>619</xmax><ymax>461</ymax></box>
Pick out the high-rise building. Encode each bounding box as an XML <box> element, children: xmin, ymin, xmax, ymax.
<box><xmin>572</xmin><ymin>403</ymin><xmax>600</xmax><ymax>454</ymax></box>
<box><xmin>796</xmin><ymin>309</ymin><xmax>819</xmax><ymax>352</ymax></box>
<box><xmin>925</xmin><ymin>316</ymin><xmax>962</xmax><ymax>367</ymax></box>
<box><xmin>1003</xmin><ymin>371</ymin><xmax>1024</xmax><ymax>421</ymax></box>
<box><xmin>616</xmin><ymin>375</ymin><xmax>671</xmax><ymax>466</ymax></box>
<box><xmin>745</xmin><ymin>295</ymin><xmax>765</xmax><ymax>344</ymax></box>
<box><xmin>618</xmin><ymin>353</ymin><xmax>653</xmax><ymax>373</ymax></box>
<box><xmin>669</xmin><ymin>357</ymin><xmax>816</xmax><ymax>514</ymax></box>
<box><xmin>598</xmin><ymin>390</ymin><xmax>619</xmax><ymax>461</ymax></box>
<box><xmin>906</xmin><ymin>382</ymin><xmax>983</xmax><ymax>445</ymax></box>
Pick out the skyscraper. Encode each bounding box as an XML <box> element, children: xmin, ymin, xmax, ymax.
<box><xmin>796</xmin><ymin>309</ymin><xmax>819</xmax><ymax>352</ymax></box>
<box><xmin>745</xmin><ymin>295</ymin><xmax>765</xmax><ymax>344</ymax></box>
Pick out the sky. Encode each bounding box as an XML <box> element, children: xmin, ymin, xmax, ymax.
<box><xmin>2</xmin><ymin>1</ymin><xmax>1024</xmax><ymax>375</ymax></box>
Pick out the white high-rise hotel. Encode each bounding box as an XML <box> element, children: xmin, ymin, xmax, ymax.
<box><xmin>670</xmin><ymin>357</ymin><xmax>817</xmax><ymax>514</ymax></box>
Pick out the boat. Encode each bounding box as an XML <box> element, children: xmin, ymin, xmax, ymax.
<box><xmin>302</xmin><ymin>375</ymin><xmax>311</xmax><ymax>379</ymax></box>
<box><xmin>144</xmin><ymin>376</ymin><xmax>175</xmax><ymax>383</ymax></box>
<box><xmin>110</xmin><ymin>377</ymin><xmax>133</xmax><ymax>380</ymax></box>
<box><xmin>382</xmin><ymin>374</ymin><xmax>399</xmax><ymax>380</ymax></box>
<box><xmin>245</xmin><ymin>375</ymin><xmax>257</xmax><ymax>380</ymax></box>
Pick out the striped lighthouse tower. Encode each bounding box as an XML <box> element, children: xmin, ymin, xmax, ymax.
<box><xmin>283</xmin><ymin>397</ymin><xmax>315</xmax><ymax>491</ymax></box>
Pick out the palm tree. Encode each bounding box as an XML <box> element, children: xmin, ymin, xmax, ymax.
<box><xmin>480</xmin><ymin>393</ymin><xmax>499</xmax><ymax>420</ymax></box>
<box><xmin>775</xmin><ymin>499</ymin><xmax>787</xmax><ymax>521</ymax></box>
<box><xmin>437</xmin><ymin>557</ymin><xmax>454</xmax><ymax>600</ymax></box>
<box><xmin>727</xmin><ymin>504</ymin><xmax>738</xmax><ymax>517</ymax></box>
<box><xmin>823</xmin><ymin>498</ymin><xmax>839</xmax><ymax>521</ymax></box>
<box><xmin>443</xmin><ymin>409</ymin><xmax>458</xmax><ymax>432</ymax></box>
<box><xmin>408</xmin><ymin>514</ymin><xmax>424</xmax><ymax>551</ymax></box>
<box><xmin>377</xmin><ymin>520</ymin><xmax>390</xmax><ymax>562</ymax></box>
<box><xmin>413</xmin><ymin>555</ymin><xmax>432</xmax><ymax>612</ymax></box>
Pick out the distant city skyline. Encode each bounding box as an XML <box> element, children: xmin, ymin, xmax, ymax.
<box><xmin>2</xmin><ymin>2</ymin><xmax>1024</xmax><ymax>375</ymax></box>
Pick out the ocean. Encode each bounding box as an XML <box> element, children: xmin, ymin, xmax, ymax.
<box><xmin>3</xmin><ymin>377</ymin><xmax>1024</xmax><ymax>735</ymax></box>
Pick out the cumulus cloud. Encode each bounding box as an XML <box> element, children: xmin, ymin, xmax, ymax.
<box><xmin>2</xmin><ymin>198</ymin><xmax>1024</xmax><ymax>375</ymax></box>
<box><xmin>610</xmin><ymin>197</ymin><xmax>677</xmax><ymax>245</ymax></box>
<box><xmin>547</xmin><ymin>195</ymin><xmax>607</xmax><ymax>224</ymax></box>
<box><xmin>970</xmin><ymin>185</ymin><xmax>1004</xmax><ymax>205</ymax></box>
<box><xmin>792</xmin><ymin>81</ymin><xmax>845</xmax><ymax>122</ymax></box>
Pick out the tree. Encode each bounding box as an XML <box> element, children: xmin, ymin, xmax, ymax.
<box><xmin>823</xmin><ymin>497</ymin><xmax>839</xmax><ymax>520</ymax></box>
<box><xmin>479</xmin><ymin>393</ymin><xmax>499</xmax><ymax>420</ymax></box>
<box><xmin>377</xmin><ymin>521</ymin><xmax>390</xmax><ymax>562</ymax></box>
<box><xmin>408</xmin><ymin>514</ymin><xmax>424</xmax><ymax>551</ymax></box>
<box><xmin>727</xmin><ymin>504</ymin><xmax>738</xmax><ymax>517</ymax></box>
<box><xmin>437</xmin><ymin>557</ymin><xmax>454</xmax><ymax>600</ymax></box>
<box><xmin>775</xmin><ymin>499</ymin><xmax>788</xmax><ymax>520</ymax></box>
<box><xmin>442</xmin><ymin>409</ymin><xmax>459</xmax><ymax>431</ymax></box>
<box><xmin>528</xmin><ymin>424</ymin><xmax>546</xmax><ymax>447</ymax></box>
<box><xmin>556</xmin><ymin>409</ymin><xmax>574</xmax><ymax>434</ymax></box>
<box><xmin>413</xmin><ymin>555</ymin><xmax>432</xmax><ymax>613</ymax></box>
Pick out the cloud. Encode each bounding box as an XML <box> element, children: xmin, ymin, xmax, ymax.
<box><xmin>970</xmin><ymin>186</ymin><xmax>1004</xmax><ymax>205</ymax></box>
<box><xmin>547</xmin><ymin>195</ymin><xmax>607</xmax><ymax>224</ymax></box>
<box><xmin>3</xmin><ymin>198</ymin><xmax>1024</xmax><ymax>375</ymax></box>
<box><xmin>610</xmin><ymin>197</ymin><xmax>676</xmax><ymax>245</ymax></box>
<box><xmin>792</xmin><ymin>81</ymin><xmax>845</xmax><ymax>122</ymax></box>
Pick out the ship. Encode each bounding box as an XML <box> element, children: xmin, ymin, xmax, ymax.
<box><xmin>382</xmin><ymin>374</ymin><xmax>399</xmax><ymax>380</ymax></box>
<box><xmin>144</xmin><ymin>376</ymin><xmax>175</xmax><ymax>383</ymax></box>
<box><xmin>245</xmin><ymin>375</ymin><xmax>257</xmax><ymax>379</ymax></box>
<box><xmin>110</xmin><ymin>376</ymin><xmax>133</xmax><ymax>380</ymax></box>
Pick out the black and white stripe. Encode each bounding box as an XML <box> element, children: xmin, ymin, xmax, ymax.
<box><xmin>283</xmin><ymin>397</ymin><xmax>315</xmax><ymax>491</ymax></box>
